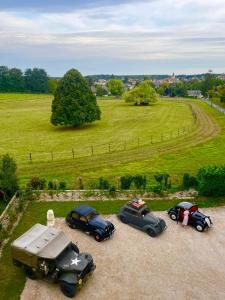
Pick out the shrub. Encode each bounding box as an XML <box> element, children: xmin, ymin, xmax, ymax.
<box><xmin>48</xmin><ymin>181</ymin><xmax>54</xmax><ymax>190</ymax></box>
<box><xmin>152</xmin><ymin>183</ymin><xmax>162</xmax><ymax>194</ymax></box>
<box><xmin>120</xmin><ymin>176</ymin><xmax>133</xmax><ymax>189</ymax></box>
<box><xmin>76</xmin><ymin>177</ymin><xmax>84</xmax><ymax>190</ymax></box>
<box><xmin>98</xmin><ymin>177</ymin><xmax>110</xmax><ymax>190</ymax></box>
<box><xmin>133</xmin><ymin>175</ymin><xmax>147</xmax><ymax>189</ymax></box>
<box><xmin>87</xmin><ymin>179</ymin><xmax>99</xmax><ymax>190</ymax></box>
<box><xmin>197</xmin><ymin>166</ymin><xmax>225</xmax><ymax>196</ymax></box>
<box><xmin>109</xmin><ymin>186</ymin><xmax>116</xmax><ymax>196</ymax></box>
<box><xmin>59</xmin><ymin>181</ymin><xmax>66</xmax><ymax>190</ymax></box>
<box><xmin>182</xmin><ymin>173</ymin><xmax>198</xmax><ymax>190</ymax></box>
<box><xmin>27</xmin><ymin>176</ymin><xmax>46</xmax><ymax>190</ymax></box>
<box><xmin>154</xmin><ymin>173</ymin><xmax>171</xmax><ymax>190</ymax></box>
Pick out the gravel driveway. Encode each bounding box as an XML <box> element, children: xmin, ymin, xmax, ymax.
<box><xmin>21</xmin><ymin>207</ymin><xmax>225</xmax><ymax>300</ymax></box>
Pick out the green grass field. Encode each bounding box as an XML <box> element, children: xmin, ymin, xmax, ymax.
<box><xmin>0</xmin><ymin>197</ymin><xmax>225</xmax><ymax>300</ymax></box>
<box><xmin>0</xmin><ymin>93</ymin><xmax>224</xmax><ymax>187</ymax></box>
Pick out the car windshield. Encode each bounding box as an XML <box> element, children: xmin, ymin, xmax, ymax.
<box><xmin>87</xmin><ymin>211</ymin><xmax>98</xmax><ymax>221</ymax></box>
<box><xmin>141</xmin><ymin>207</ymin><xmax>150</xmax><ymax>215</ymax></box>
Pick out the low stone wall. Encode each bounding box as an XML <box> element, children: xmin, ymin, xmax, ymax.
<box><xmin>0</xmin><ymin>194</ymin><xmax>18</xmax><ymax>230</ymax></box>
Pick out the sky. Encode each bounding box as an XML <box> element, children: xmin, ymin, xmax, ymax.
<box><xmin>1</xmin><ymin>0</ymin><xmax>225</xmax><ymax>76</ymax></box>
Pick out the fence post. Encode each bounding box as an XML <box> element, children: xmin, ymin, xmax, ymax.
<box><xmin>72</xmin><ymin>148</ymin><xmax>75</xmax><ymax>159</ymax></box>
<box><xmin>29</xmin><ymin>153</ymin><xmax>32</xmax><ymax>163</ymax></box>
<box><xmin>51</xmin><ymin>152</ymin><xmax>53</xmax><ymax>161</ymax></box>
<box><xmin>91</xmin><ymin>146</ymin><xmax>94</xmax><ymax>156</ymax></box>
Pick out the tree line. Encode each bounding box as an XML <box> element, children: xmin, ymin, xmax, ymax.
<box><xmin>0</xmin><ymin>66</ymin><xmax>58</xmax><ymax>94</ymax></box>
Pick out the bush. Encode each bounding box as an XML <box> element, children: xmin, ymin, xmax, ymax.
<box><xmin>59</xmin><ymin>181</ymin><xmax>66</xmax><ymax>190</ymax></box>
<box><xmin>98</xmin><ymin>177</ymin><xmax>110</xmax><ymax>190</ymax></box>
<box><xmin>27</xmin><ymin>176</ymin><xmax>46</xmax><ymax>190</ymax></box>
<box><xmin>48</xmin><ymin>181</ymin><xmax>54</xmax><ymax>190</ymax></box>
<box><xmin>120</xmin><ymin>176</ymin><xmax>133</xmax><ymax>189</ymax></box>
<box><xmin>197</xmin><ymin>166</ymin><xmax>225</xmax><ymax>196</ymax></box>
<box><xmin>109</xmin><ymin>186</ymin><xmax>116</xmax><ymax>196</ymax></box>
<box><xmin>152</xmin><ymin>183</ymin><xmax>162</xmax><ymax>194</ymax></box>
<box><xmin>154</xmin><ymin>173</ymin><xmax>170</xmax><ymax>190</ymax></box>
<box><xmin>182</xmin><ymin>173</ymin><xmax>198</xmax><ymax>190</ymax></box>
<box><xmin>133</xmin><ymin>175</ymin><xmax>147</xmax><ymax>189</ymax></box>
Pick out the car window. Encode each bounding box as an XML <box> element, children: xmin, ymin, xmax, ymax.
<box><xmin>72</xmin><ymin>212</ymin><xmax>79</xmax><ymax>219</ymax></box>
<box><xmin>80</xmin><ymin>216</ymin><xmax>87</xmax><ymax>222</ymax></box>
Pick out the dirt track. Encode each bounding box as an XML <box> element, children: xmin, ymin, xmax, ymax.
<box><xmin>21</xmin><ymin>207</ymin><xmax>225</xmax><ymax>300</ymax></box>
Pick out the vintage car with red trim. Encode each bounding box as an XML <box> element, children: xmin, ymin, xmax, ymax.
<box><xmin>167</xmin><ymin>201</ymin><xmax>212</xmax><ymax>232</ymax></box>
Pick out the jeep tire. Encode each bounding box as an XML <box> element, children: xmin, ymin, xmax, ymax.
<box><xmin>60</xmin><ymin>281</ymin><xmax>76</xmax><ymax>298</ymax></box>
<box><xmin>24</xmin><ymin>267</ymin><xmax>37</xmax><ymax>280</ymax></box>
<box><xmin>120</xmin><ymin>216</ymin><xmax>128</xmax><ymax>224</ymax></box>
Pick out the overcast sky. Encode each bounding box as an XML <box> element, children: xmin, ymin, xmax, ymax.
<box><xmin>1</xmin><ymin>0</ymin><xmax>225</xmax><ymax>76</ymax></box>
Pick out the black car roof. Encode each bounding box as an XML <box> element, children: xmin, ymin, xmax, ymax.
<box><xmin>176</xmin><ymin>202</ymin><xmax>195</xmax><ymax>209</ymax></box>
<box><xmin>73</xmin><ymin>205</ymin><xmax>96</xmax><ymax>216</ymax></box>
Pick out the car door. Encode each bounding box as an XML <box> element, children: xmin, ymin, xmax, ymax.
<box><xmin>71</xmin><ymin>212</ymin><xmax>80</xmax><ymax>227</ymax></box>
<box><xmin>78</xmin><ymin>215</ymin><xmax>89</xmax><ymax>231</ymax></box>
<box><xmin>125</xmin><ymin>208</ymin><xmax>142</xmax><ymax>226</ymax></box>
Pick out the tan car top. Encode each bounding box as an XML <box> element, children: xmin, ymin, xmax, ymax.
<box><xmin>11</xmin><ymin>223</ymin><xmax>70</xmax><ymax>259</ymax></box>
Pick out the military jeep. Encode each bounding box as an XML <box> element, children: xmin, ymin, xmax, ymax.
<box><xmin>11</xmin><ymin>224</ymin><xmax>96</xmax><ymax>298</ymax></box>
<box><xmin>118</xmin><ymin>199</ymin><xmax>167</xmax><ymax>237</ymax></box>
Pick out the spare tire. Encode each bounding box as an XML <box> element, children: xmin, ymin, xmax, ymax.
<box><xmin>60</xmin><ymin>281</ymin><xmax>76</xmax><ymax>298</ymax></box>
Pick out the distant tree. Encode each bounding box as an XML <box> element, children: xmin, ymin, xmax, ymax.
<box><xmin>201</xmin><ymin>72</ymin><xmax>216</xmax><ymax>97</ymax></box>
<box><xmin>168</xmin><ymin>82</ymin><xmax>187</xmax><ymax>97</ymax></box>
<box><xmin>51</xmin><ymin>68</ymin><xmax>101</xmax><ymax>127</ymax></box>
<box><xmin>95</xmin><ymin>84</ymin><xmax>108</xmax><ymax>96</ymax></box>
<box><xmin>48</xmin><ymin>78</ymin><xmax>58</xmax><ymax>94</ymax></box>
<box><xmin>7</xmin><ymin>68</ymin><xmax>25</xmax><ymax>92</ymax></box>
<box><xmin>107</xmin><ymin>79</ymin><xmax>124</xmax><ymax>96</ymax></box>
<box><xmin>217</xmin><ymin>84</ymin><xmax>225</xmax><ymax>102</ymax></box>
<box><xmin>0</xmin><ymin>154</ymin><xmax>19</xmax><ymax>200</ymax></box>
<box><xmin>0</xmin><ymin>66</ymin><xmax>9</xmax><ymax>92</ymax></box>
<box><xmin>123</xmin><ymin>80</ymin><xmax>158</xmax><ymax>105</ymax></box>
<box><xmin>25</xmin><ymin>68</ymin><xmax>48</xmax><ymax>93</ymax></box>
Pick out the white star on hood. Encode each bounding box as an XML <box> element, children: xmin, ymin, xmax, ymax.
<box><xmin>71</xmin><ymin>257</ymin><xmax>81</xmax><ymax>266</ymax></box>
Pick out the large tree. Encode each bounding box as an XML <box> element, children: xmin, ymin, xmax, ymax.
<box><xmin>123</xmin><ymin>80</ymin><xmax>158</xmax><ymax>105</ymax></box>
<box><xmin>107</xmin><ymin>79</ymin><xmax>124</xmax><ymax>96</ymax></box>
<box><xmin>51</xmin><ymin>69</ymin><xmax>101</xmax><ymax>127</ymax></box>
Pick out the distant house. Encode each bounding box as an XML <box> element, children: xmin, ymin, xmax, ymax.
<box><xmin>187</xmin><ymin>90</ymin><xmax>203</xmax><ymax>98</ymax></box>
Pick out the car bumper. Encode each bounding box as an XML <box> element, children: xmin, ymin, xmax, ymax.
<box><xmin>101</xmin><ymin>228</ymin><xmax>115</xmax><ymax>241</ymax></box>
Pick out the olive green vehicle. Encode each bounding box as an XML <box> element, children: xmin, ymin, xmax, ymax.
<box><xmin>11</xmin><ymin>224</ymin><xmax>95</xmax><ymax>298</ymax></box>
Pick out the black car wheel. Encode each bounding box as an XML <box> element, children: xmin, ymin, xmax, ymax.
<box><xmin>120</xmin><ymin>216</ymin><xmax>128</xmax><ymax>224</ymax></box>
<box><xmin>24</xmin><ymin>267</ymin><xmax>37</xmax><ymax>280</ymax></box>
<box><xmin>60</xmin><ymin>281</ymin><xmax>76</xmax><ymax>298</ymax></box>
<box><xmin>169</xmin><ymin>212</ymin><xmax>177</xmax><ymax>221</ymax></box>
<box><xmin>147</xmin><ymin>228</ymin><xmax>157</xmax><ymax>238</ymax></box>
<box><xmin>69</xmin><ymin>223</ymin><xmax>77</xmax><ymax>229</ymax></box>
<box><xmin>196</xmin><ymin>224</ymin><xmax>204</xmax><ymax>232</ymax></box>
<box><xmin>71</xmin><ymin>243</ymin><xmax>79</xmax><ymax>254</ymax></box>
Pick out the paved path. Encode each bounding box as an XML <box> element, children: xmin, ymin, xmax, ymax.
<box><xmin>21</xmin><ymin>207</ymin><xmax>225</xmax><ymax>300</ymax></box>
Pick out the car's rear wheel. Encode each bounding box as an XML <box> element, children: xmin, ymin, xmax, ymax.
<box><xmin>120</xmin><ymin>216</ymin><xmax>128</xmax><ymax>224</ymax></box>
<box><xmin>71</xmin><ymin>242</ymin><xmax>79</xmax><ymax>254</ymax></box>
<box><xmin>24</xmin><ymin>267</ymin><xmax>37</xmax><ymax>280</ymax></box>
<box><xmin>170</xmin><ymin>212</ymin><xmax>177</xmax><ymax>221</ymax></box>
<box><xmin>60</xmin><ymin>281</ymin><xmax>76</xmax><ymax>298</ymax></box>
<box><xmin>147</xmin><ymin>228</ymin><xmax>157</xmax><ymax>238</ymax></box>
<box><xmin>196</xmin><ymin>224</ymin><xmax>203</xmax><ymax>232</ymax></box>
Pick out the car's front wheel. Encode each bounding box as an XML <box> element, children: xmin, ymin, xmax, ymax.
<box><xmin>147</xmin><ymin>228</ymin><xmax>157</xmax><ymax>238</ymax></box>
<box><xmin>60</xmin><ymin>281</ymin><xmax>76</xmax><ymax>298</ymax></box>
<box><xmin>94</xmin><ymin>233</ymin><xmax>102</xmax><ymax>242</ymax></box>
<box><xmin>196</xmin><ymin>224</ymin><xmax>204</xmax><ymax>232</ymax></box>
<box><xmin>169</xmin><ymin>212</ymin><xmax>177</xmax><ymax>221</ymax></box>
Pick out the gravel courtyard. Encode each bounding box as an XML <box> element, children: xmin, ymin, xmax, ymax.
<box><xmin>21</xmin><ymin>207</ymin><xmax>225</xmax><ymax>300</ymax></box>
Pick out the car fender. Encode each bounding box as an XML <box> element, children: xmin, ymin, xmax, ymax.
<box><xmin>59</xmin><ymin>273</ymin><xmax>78</xmax><ymax>285</ymax></box>
<box><xmin>143</xmin><ymin>224</ymin><xmax>155</xmax><ymax>232</ymax></box>
<box><xmin>94</xmin><ymin>228</ymin><xmax>104</xmax><ymax>237</ymax></box>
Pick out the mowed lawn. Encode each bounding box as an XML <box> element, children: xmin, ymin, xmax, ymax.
<box><xmin>0</xmin><ymin>93</ymin><xmax>195</xmax><ymax>185</ymax></box>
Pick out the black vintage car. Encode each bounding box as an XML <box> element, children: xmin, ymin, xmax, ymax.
<box><xmin>118</xmin><ymin>199</ymin><xmax>167</xmax><ymax>237</ymax></box>
<box><xmin>66</xmin><ymin>205</ymin><xmax>115</xmax><ymax>242</ymax></box>
<box><xmin>167</xmin><ymin>201</ymin><xmax>212</xmax><ymax>232</ymax></box>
